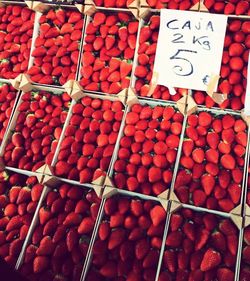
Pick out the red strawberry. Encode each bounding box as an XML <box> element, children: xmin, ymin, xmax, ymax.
<box><xmin>39</xmin><ymin>206</ymin><xmax>52</xmax><ymax>225</ymax></box>
<box><xmin>201</xmin><ymin>174</ymin><xmax>215</xmax><ymax>195</ymax></box>
<box><xmin>164</xmin><ymin>250</ymin><xmax>177</xmax><ymax>273</ymax></box>
<box><xmin>93</xmin><ymin>13</ymin><xmax>106</xmax><ymax>27</ymax></box>
<box><xmin>220</xmin><ymin>154</ymin><xmax>235</xmax><ymax>170</ymax></box>
<box><xmin>99</xmin><ymin>261</ymin><xmax>117</xmax><ymax>278</ymax></box>
<box><xmin>195</xmin><ymin>228</ymin><xmax>210</xmax><ymax>251</ymax></box>
<box><xmin>219</xmin><ymin>219</ymin><xmax>237</xmax><ymax>236</ymax></box>
<box><xmin>182</xmin><ymin>139</ymin><xmax>194</xmax><ymax>157</ymax></box>
<box><xmin>9</xmin><ymin>186</ymin><xmax>21</xmax><ymax>203</ymax></box>
<box><xmin>78</xmin><ymin>217</ymin><xmax>95</xmax><ymax>234</ymax></box>
<box><xmin>206</xmin><ymin>132</ymin><xmax>219</xmax><ymax>149</ymax></box>
<box><xmin>198</xmin><ymin>112</ymin><xmax>212</xmax><ymax>127</ymax></box>
<box><xmin>200</xmin><ymin>248</ymin><xmax>221</xmax><ymax>271</ymax></box>
<box><xmin>24</xmin><ymin>244</ymin><xmax>38</xmax><ymax>263</ymax></box>
<box><xmin>150</xmin><ymin>205</ymin><xmax>166</xmax><ymax>226</ymax></box>
<box><xmin>36</xmin><ymin>236</ymin><xmax>55</xmax><ymax>255</ymax></box>
<box><xmin>211</xmin><ymin>231</ymin><xmax>226</xmax><ymax>252</ymax></box>
<box><xmin>108</xmin><ymin>228</ymin><xmax>125</xmax><ymax>250</ymax></box>
<box><xmin>33</xmin><ymin>256</ymin><xmax>49</xmax><ymax>273</ymax></box>
<box><xmin>170</xmin><ymin>213</ymin><xmax>183</xmax><ymax>231</ymax></box>
<box><xmin>16</xmin><ymin>187</ymin><xmax>31</xmax><ymax>204</ymax></box>
<box><xmin>192</xmin><ymin>148</ymin><xmax>204</xmax><ymax>163</ymax></box>
<box><xmin>217</xmin><ymin>268</ymin><xmax>234</xmax><ymax>281</ymax></box>
<box><xmin>66</xmin><ymin>228</ymin><xmax>78</xmax><ymax>252</ymax></box>
<box><xmin>166</xmin><ymin>231</ymin><xmax>183</xmax><ymax>248</ymax></box>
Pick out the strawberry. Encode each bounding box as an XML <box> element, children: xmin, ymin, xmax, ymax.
<box><xmin>78</xmin><ymin>217</ymin><xmax>95</xmax><ymax>234</ymax></box>
<box><xmin>217</xmin><ymin>268</ymin><xmax>234</xmax><ymax>281</ymax></box>
<box><xmin>93</xmin><ymin>13</ymin><xmax>106</xmax><ymax>27</ymax></box>
<box><xmin>33</xmin><ymin>256</ymin><xmax>49</xmax><ymax>273</ymax></box>
<box><xmin>150</xmin><ymin>205</ymin><xmax>166</xmax><ymax>226</ymax></box>
<box><xmin>108</xmin><ymin>228</ymin><xmax>125</xmax><ymax>250</ymax></box>
<box><xmin>98</xmin><ymin>221</ymin><xmax>110</xmax><ymax>241</ymax></box>
<box><xmin>220</xmin><ymin>154</ymin><xmax>235</xmax><ymax>170</ymax></box>
<box><xmin>39</xmin><ymin>206</ymin><xmax>52</xmax><ymax>225</ymax></box>
<box><xmin>170</xmin><ymin>213</ymin><xmax>183</xmax><ymax>232</ymax></box>
<box><xmin>195</xmin><ymin>228</ymin><xmax>210</xmax><ymax>251</ymax></box>
<box><xmin>164</xmin><ymin>250</ymin><xmax>177</xmax><ymax>273</ymax></box>
<box><xmin>99</xmin><ymin>261</ymin><xmax>117</xmax><ymax>278</ymax></box>
<box><xmin>200</xmin><ymin>248</ymin><xmax>221</xmax><ymax>271</ymax></box>
<box><xmin>36</xmin><ymin>236</ymin><xmax>55</xmax><ymax>255</ymax></box>
<box><xmin>66</xmin><ymin>228</ymin><xmax>78</xmax><ymax>252</ymax></box>
<box><xmin>201</xmin><ymin>174</ymin><xmax>215</xmax><ymax>195</ymax></box>
<box><xmin>166</xmin><ymin>231</ymin><xmax>183</xmax><ymax>248</ymax></box>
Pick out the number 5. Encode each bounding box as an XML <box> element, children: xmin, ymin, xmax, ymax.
<box><xmin>170</xmin><ymin>49</ymin><xmax>197</xmax><ymax>77</ymax></box>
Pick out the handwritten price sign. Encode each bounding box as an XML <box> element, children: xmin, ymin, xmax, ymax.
<box><xmin>154</xmin><ymin>10</ymin><xmax>227</xmax><ymax>92</ymax></box>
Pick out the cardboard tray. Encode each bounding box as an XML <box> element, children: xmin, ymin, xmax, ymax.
<box><xmin>168</xmin><ymin>105</ymin><xmax>250</xmax><ymax>217</ymax></box>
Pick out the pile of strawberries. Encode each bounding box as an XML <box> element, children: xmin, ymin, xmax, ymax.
<box><xmin>193</xmin><ymin>19</ymin><xmax>249</xmax><ymax>110</ymax></box>
<box><xmin>174</xmin><ymin>111</ymin><xmax>247</xmax><ymax>212</ymax></box>
<box><xmin>0</xmin><ymin>5</ymin><xmax>34</xmax><ymax>79</ymax></box>
<box><xmin>0</xmin><ymin>83</ymin><xmax>18</xmax><ymax>144</ymax></box>
<box><xmin>203</xmin><ymin>0</ymin><xmax>250</xmax><ymax>15</ymax></box>
<box><xmin>53</xmin><ymin>96</ymin><xmax>124</xmax><ymax>183</ymax></box>
<box><xmin>20</xmin><ymin>183</ymin><xmax>101</xmax><ymax>281</ymax></box>
<box><xmin>3</xmin><ymin>90</ymin><xmax>71</xmax><ymax>172</ymax></box>
<box><xmin>159</xmin><ymin>208</ymin><xmax>238</xmax><ymax>281</ymax></box>
<box><xmin>85</xmin><ymin>195</ymin><xmax>166</xmax><ymax>281</ymax></box>
<box><xmin>27</xmin><ymin>8</ymin><xmax>83</xmax><ymax>86</ymax></box>
<box><xmin>113</xmin><ymin>103</ymin><xmax>183</xmax><ymax>196</ymax></box>
<box><xmin>0</xmin><ymin>170</ymin><xmax>43</xmax><ymax>267</ymax></box>
<box><xmin>134</xmin><ymin>14</ymin><xmax>187</xmax><ymax>101</ymax></box>
<box><xmin>80</xmin><ymin>12</ymin><xmax>138</xmax><ymax>94</ymax></box>
<box><xmin>92</xmin><ymin>0</ymin><xmax>134</xmax><ymax>8</ymax></box>
<box><xmin>144</xmin><ymin>0</ymin><xmax>198</xmax><ymax>9</ymax></box>
<box><xmin>240</xmin><ymin>225</ymin><xmax>250</xmax><ymax>280</ymax></box>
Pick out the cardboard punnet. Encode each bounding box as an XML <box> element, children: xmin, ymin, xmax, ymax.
<box><xmin>26</xmin><ymin>6</ymin><xmax>85</xmax><ymax>88</ymax></box>
<box><xmin>0</xmin><ymin>85</ymin><xmax>72</xmax><ymax>173</ymax></box>
<box><xmin>48</xmin><ymin>90</ymin><xmax>127</xmax><ymax>187</ymax></box>
<box><xmin>77</xmin><ymin>9</ymin><xmax>140</xmax><ymax>96</ymax></box>
<box><xmin>156</xmin><ymin>202</ymin><xmax>243</xmax><ymax>281</ymax></box>
<box><xmin>107</xmin><ymin>97</ymin><xmax>188</xmax><ymax>199</ymax></box>
<box><xmin>15</xmin><ymin>178</ymin><xmax>102</xmax><ymax>281</ymax></box>
<box><xmin>81</xmin><ymin>187</ymin><xmax>170</xmax><ymax>281</ymax></box>
<box><xmin>169</xmin><ymin>105</ymin><xmax>250</xmax><ymax>217</ymax></box>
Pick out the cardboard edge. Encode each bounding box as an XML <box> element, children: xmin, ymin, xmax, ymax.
<box><xmin>176</xmin><ymin>95</ymin><xmax>187</xmax><ymax>115</ymax></box>
<box><xmin>158</xmin><ymin>198</ymin><xmax>168</xmax><ymax>211</ymax></box>
<box><xmin>245</xmin><ymin>216</ymin><xmax>250</xmax><ymax>227</ymax></box>
<box><xmin>230</xmin><ymin>214</ymin><xmax>243</xmax><ymax>230</ymax></box>
<box><xmin>170</xmin><ymin>200</ymin><xmax>182</xmax><ymax>213</ymax></box>
<box><xmin>83</xmin><ymin>4</ymin><xmax>97</xmax><ymax>16</ymax></box>
<box><xmin>91</xmin><ymin>175</ymin><xmax>106</xmax><ymax>186</ymax></box>
<box><xmin>104</xmin><ymin>175</ymin><xmax>115</xmax><ymax>187</ymax></box>
<box><xmin>75</xmin><ymin>3</ymin><xmax>84</xmax><ymax>13</ymax></box>
<box><xmin>157</xmin><ymin>190</ymin><xmax>168</xmax><ymax>200</ymax></box>
<box><xmin>199</xmin><ymin>2</ymin><xmax>209</xmax><ymax>12</ymax></box>
<box><xmin>241</xmin><ymin>111</ymin><xmax>250</xmax><ymax>126</ymax></box>
<box><xmin>186</xmin><ymin>95</ymin><xmax>198</xmax><ymax>116</ymax></box>
<box><xmin>42</xmin><ymin>174</ymin><xmax>60</xmax><ymax>187</ymax></box>
<box><xmin>230</xmin><ymin>204</ymin><xmax>242</xmax><ymax>216</ymax></box>
<box><xmin>189</xmin><ymin>2</ymin><xmax>200</xmax><ymax>11</ymax></box>
<box><xmin>126</xmin><ymin>87</ymin><xmax>139</xmax><ymax>106</ymax></box>
<box><xmin>92</xmin><ymin>185</ymin><xmax>103</xmax><ymax>198</ymax></box>
<box><xmin>102</xmin><ymin>186</ymin><xmax>118</xmax><ymax>198</ymax></box>
<box><xmin>245</xmin><ymin>205</ymin><xmax>250</xmax><ymax>217</ymax></box>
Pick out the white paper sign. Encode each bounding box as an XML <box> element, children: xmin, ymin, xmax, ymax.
<box><xmin>244</xmin><ymin>55</ymin><xmax>250</xmax><ymax>116</ymax></box>
<box><xmin>154</xmin><ymin>10</ymin><xmax>227</xmax><ymax>92</ymax></box>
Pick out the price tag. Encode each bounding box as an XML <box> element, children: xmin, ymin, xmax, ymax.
<box><xmin>154</xmin><ymin>10</ymin><xmax>227</xmax><ymax>92</ymax></box>
<box><xmin>244</xmin><ymin>55</ymin><xmax>250</xmax><ymax>116</ymax></box>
